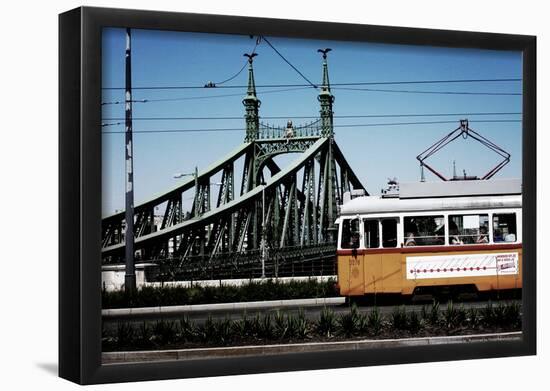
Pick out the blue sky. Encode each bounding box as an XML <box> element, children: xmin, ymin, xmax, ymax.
<box><xmin>101</xmin><ymin>28</ymin><xmax>522</xmax><ymax>216</ymax></box>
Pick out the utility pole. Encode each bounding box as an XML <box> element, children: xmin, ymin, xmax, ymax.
<box><xmin>124</xmin><ymin>28</ymin><xmax>136</xmax><ymax>293</ymax></box>
<box><xmin>261</xmin><ymin>183</ymin><xmax>266</xmax><ymax>278</ymax></box>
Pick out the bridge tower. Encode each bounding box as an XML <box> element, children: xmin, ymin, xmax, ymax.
<box><xmin>317</xmin><ymin>48</ymin><xmax>339</xmax><ymax>242</ymax></box>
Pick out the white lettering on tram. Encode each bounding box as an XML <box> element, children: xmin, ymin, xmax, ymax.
<box><xmin>406</xmin><ymin>252</ymin><xmax>519</xmax><ymax>280</ymax></box>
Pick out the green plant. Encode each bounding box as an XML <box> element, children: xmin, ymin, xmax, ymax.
<box><xmin>390</xmin><ymin>306</ymin><xmax>409</xmax><ymax>330</ymax></box>
<box><xmin>366</xmin><ymin>307</ymin><xmax>383</xmax><ymax>335</ymax></box>
<box><xmin>338</xmin><ymin>304</ymin><xmax>360</xmax><ymax>337</ymax></box>
<box><xmin>273</xmin><ymin>310</ymin><xmax>289</xmax><ymax>339</ymax></box>
<box><xmin>317</xmin><ymin>307</ymin><xmax>337</xmax><ymax>338</ymax></box>
<box><xmin>503</xmin><ymin>301</ymin><xmax>522</xmax><ymax>328</ymax></box>
<box><xmin>258</xmin><ymin>314</ymin><xmax>274</xmax><ymax>339</ymax></box>
<box><xmin>151</xmin><ymin>320</ymin><xmax>176</xmax><ymax>346</ymax></box>
<box><xmin>481</xmin><ymin>301</ymin><xmax>502</xmax><ymax>327</ymax></box>
<box><xmin>231</xmin><ymin>312</ymin><xmax>247</xmax><ymax>337</ymax></box>
<box><xmin>408</xmin><ymin>310</ymin><xmax>421</xmax><ymax>334</ymax></box>
<box><xmin>196</xmin><ymin>316</ymin><xmax>217</xmax><ymax>343</ymax></box>
<box><xmin>294</xmin><ymin>310</ymin><xmax>311</xmax><ymax>339</ymax></box>
<box><xmin>102</xmin><ymin>278</ymin><xmax>339</xmax><ymax>309</ymax></box>
<box><xmin>215</xmin><ymin>318</ymin><xmax>233</xmax><ymax>344</ymax></box>
<box><xmin>422</xmin><ymin>300</ymin><xmax>440</xmax><ymax>326</ymax></box>
<box><xmin>442</xmin><ymin>301</ymin><xmax>466</xmax><ymax>329</ymax></box>
<box><xmin>466</xmin><ymin>307</ymin><xmax>481</xmax><ymax>328</ymax></box>
<box><xmin>178</xmin><ymin>316</ymin><xmax>196</xmax><ymax>342</ymax></box>
<box><xmin>116</xmin><ymin>322</ymin><xmax>135</xmax><ymax>348</ymax></box>
<box><xmin>136</xmin><ymin>322</ymin><xmax>153</xmax><ymax>348</ymax></box>
<box><xmin>285</xmin><ymin>313</ymin><xmax>299</xmax><ymax>339</ymax></box>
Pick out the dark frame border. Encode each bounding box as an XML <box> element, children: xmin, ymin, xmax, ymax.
<box><xmin>59</xmin><ymin>6</ymin><xmax>536</xmax><ymax>385</ymax></box>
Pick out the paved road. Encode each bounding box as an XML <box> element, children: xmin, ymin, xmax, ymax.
<box><xmin>102</xmin><ymin>297</ymin><xmax>520</xmax><ymax>332</ymax></box>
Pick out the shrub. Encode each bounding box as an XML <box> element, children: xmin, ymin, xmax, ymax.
<box><xmin>442</xmin><ymin>301</ymin><xmax>466</xmax><ymax>329</ymax></box>
<box><xmin>116</xmin><ymin>322</ymin><xmax>135</xmax><ymax>348</ymax></box>
<box><xmin>215</xmin><ymin>318</ymin><xmax>233</xmax><ymax>345</ymax></box>
<box><xmin>231</xmin><ymin>313</ymin><xmax>247</xmax><ymax>337</ymax></box>
<box><xmin>102</xmin><ymin>278</ymin><xmax>338</xmax><ymax>309</ymax></box>
<box><xmin>408</xmin><ymin>311</ymin><xmax>421</xmax><ymax>334</ymax></box>
<box><xmin>273</xmin><ymin>310</ymin><xmax>289</xmax><ymax>339</ymax></box>
<box><xmin>285</xmin><ymin>313</ymin><xmax>299</xmax><ymax>339</ymax></box>
<box><xmin>178</xmin><ymin>316</ymin><xmax>196</xmax><ymax>343</ymax></box>
<box><xmin>317</xmin><ymin>307</ymin><xmax>337</xmax><ymax>338</ymax></box>
<box><xmin>422</xmin><ymin>300</ymin><xmax>440</xmax><ymax>326</ymax></box>
<box><xmin>503</xmin><ymin>301</ymin><xmax>522</xmax><ymax>328</ymax></box>
<box><xmin>481</xmin><ymin>301</ymin><xmax>500</xmax><ymax>327</ymax></box>
<box><xmin>390</xmin><ymin>306</ymin><xmax>409</xmax><ymax>330</ymax></box>
<box><xmin>258</xmin><ymin>314</ymin><xmax>274</xmax><ymax>339</ymax></box>
<box><xmin>136</xmin><ymin>322</ymin><xmax>153</xmax><ymax>348</ymax></box>
<box><xmin>151</xmin><ymin>320</ymin><xmax>176</xmax><ymax>346</ymax></box>
<box><xmin>482</xmin><ymin>301</ymin><xmax>521</xmax><ymax>328</ymax></box>
<box><xmin>466</xmin><ymin>307</ymin><xmax>481</xmax><ymax>328</ymax></box>
<box><xmin>366</xmin><ymin>307</ymin><xmax>383</xmax><ymax>335</ymax></box>
<box><xmin>294</xmin><ymin>310</ymin><xmax>311</xmax><ymax>339</ymax></box>
<box><xmin>338</xmin><ymin>304</ymin><xmax>360</xmax><ymax>337</ymax></box>
<box><xmin>196</xmin><ymin>316</ymin><xmax>217</xmax><ymax>343</ymax></box>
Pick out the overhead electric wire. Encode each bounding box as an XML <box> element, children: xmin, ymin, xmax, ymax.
<box><xmin>101</xmin><ymin>78</ymin><xmax>521</xmax><ymax>90</ymax></box>
<box><xmin>210</xmin><ymin>37</ymin><xmax>260</xmax><ymax>86</ymax></box>
<box><xmin>100</xmin><ymin>86</ymin><xmax>312</xmax><ymax>105</ymax></box>
<box><xmin>260</xmin><ymin>36</ymin><xmax>318</xmax><ymax>89</ymax></box>
<box><xmin>333</xmin><ymin>86</ymin><xmax>521</xmax><ymax>96</ymax></box>
<box><xmin>103</xmin><ymin>111</ymin><xmax>522</xmax><ymax>121</ymax></box>
<box><xmin>102</xmin><ymin>111</ymin><xmax>521</xmax><ymax>122</ymax></box>
<box><xmin>101</xmin><ymin>119</ymin><xmax>521</xmax><ymax>134</ymax></box>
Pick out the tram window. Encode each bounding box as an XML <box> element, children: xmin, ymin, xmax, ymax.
<box><xmin>341</xmin><ymin>218</ymin><xmax>360</xmax><ymax>249</ymax></box>
<box><xmin>404</xmin><ymin>215</ymin><xmax>445</xmax><ymax>246</ymax></box>
<box><xmin>363</xmin><ymin>219</ymin><xmax>379</xmax><ymax>248</ymax></box>
<box><xmin>493</xmin><ymin>213</ymin><xmax>517</xmax><ymax>242</ymax></box>
<box><xmin>448</xmin><ymin>214</ymin><xmax>489</xmax><ymax>245</ymax></box>
<box><xmin>382</xmin><ymin>219</ymin><xmax>398</xmax><ymax>248</ymax></box>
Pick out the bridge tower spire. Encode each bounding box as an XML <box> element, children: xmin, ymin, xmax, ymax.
<box><xmin>317</xmin><ymin>48</ymin><xmax>334</xmax><ymax>138</ymax></box>
<box><xmin>243</xmin><ymin>53</ymin><xmax>260</xmax><ymax>142</ymax></box>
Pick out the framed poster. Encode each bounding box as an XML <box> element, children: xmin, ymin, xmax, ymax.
<box><xmin>59</xmin><ymin>6</ymin><xmax>536</xmax><ymax>384</ymax></box>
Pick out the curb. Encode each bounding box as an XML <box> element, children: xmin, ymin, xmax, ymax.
<box><xmin>102</xmin><ymin>331</ymin><xmax>522</xmax><ymax>364</ymax></box>
<box><xmin>102</xmin><ymin>297</ymin><xmax>346</xmax><ymax>319</ymax></box>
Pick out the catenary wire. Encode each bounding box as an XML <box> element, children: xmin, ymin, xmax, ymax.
<box><xmin>101</xmin><ymin>119</ymin><xmax>521</xmax><ymax>134</ymax></box>
<box><xmin>101</xmin><ymin>78</ymin><xmax>521</xmax><ymax>90</ymax></box>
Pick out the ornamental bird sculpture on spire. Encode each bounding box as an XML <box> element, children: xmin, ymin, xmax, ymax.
<box><xmin>317</xmin><ymin>48</ymin><xmax>332</xmax><ymax>59</ymax></box>
<box><xmin>244</xmin><ymin>52</ymin><xmax>258</xmax><ymax>63</ymax></box>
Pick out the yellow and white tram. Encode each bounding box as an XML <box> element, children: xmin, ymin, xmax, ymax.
<box><xmin>336</xmin><ymin>179</ymin><xmax>522</xmax><ymax>296</ymax></box>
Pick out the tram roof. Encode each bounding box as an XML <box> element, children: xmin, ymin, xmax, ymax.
<box><xmin>340</xmin><ymin>179</ymin><xmax>522</xmax><ymax>215</ymax></box>
<box><xmin>399</xmin><ymin>178</ymin><xmax>521</xmax><ymax>199</ymax></box>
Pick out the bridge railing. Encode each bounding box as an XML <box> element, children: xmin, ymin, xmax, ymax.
<box><xmin>258</xmin><ymin>119</ymin><xmax>322</xmax><ymax>140</ymax></box>
<box><xmin>144</xmin><ymin>242</ymin><xmax>337</xmax><ymax>281</ymax></box>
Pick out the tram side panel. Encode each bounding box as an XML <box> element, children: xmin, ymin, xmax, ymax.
<box><xmin>338</xmin><ymin>246</ymin><xmax>522</xmax><ymax>296</ymax></box>
<box><xmin>338</xmin><ymin>252</ymin><xmax>365</xmax><ymax>296</ymax></box>
<box><xmin>400</xmin><ymin>246</ymin><xmax>522</xmax><ymax>295</ymax></box>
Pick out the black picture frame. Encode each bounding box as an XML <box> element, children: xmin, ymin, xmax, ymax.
<box><xmin>59</xmin><ymin>6</ymin><xmax>536</xmax><ymax>385</ymax></box>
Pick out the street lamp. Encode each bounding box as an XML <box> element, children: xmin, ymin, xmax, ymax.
<box><xmin>173</xmin><ymin>166</ymin><xmax>199</xmax><ymax>206</ymax></box>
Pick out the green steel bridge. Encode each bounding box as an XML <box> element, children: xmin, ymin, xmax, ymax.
<box><xmin>101</xmin><ymin>50</ymin><xmax>367</xmax><ymax>280</ymax></box>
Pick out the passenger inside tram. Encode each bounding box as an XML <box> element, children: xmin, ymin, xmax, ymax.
<box><xmin>476</xmin><ymin>226</ymin><xmax>489</xmax><ymax>243</ymax></box>
<box><xmin>405</xmin><ymin>232</ymin><xmax>416</xmax><ymax>246</ymax></box>
<box><xmin>449</xmin><ymin>221</ymin><xmax>463</xmax><ymax>245</ymax></box>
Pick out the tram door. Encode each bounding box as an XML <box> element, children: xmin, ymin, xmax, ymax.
<box><xmin>340</xmin><ymin>218</ymin><xmax>364</xmax><ymax>295</ymax></box>
<box><xmin>380</xmin><ymin>218</ymin><xmax>401</xmax><ymax>293</ymax></box>
<box><xmin>363</xmin><ymin>219</ymin><xmax>382</xmax><ymax>294</ymax></box>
